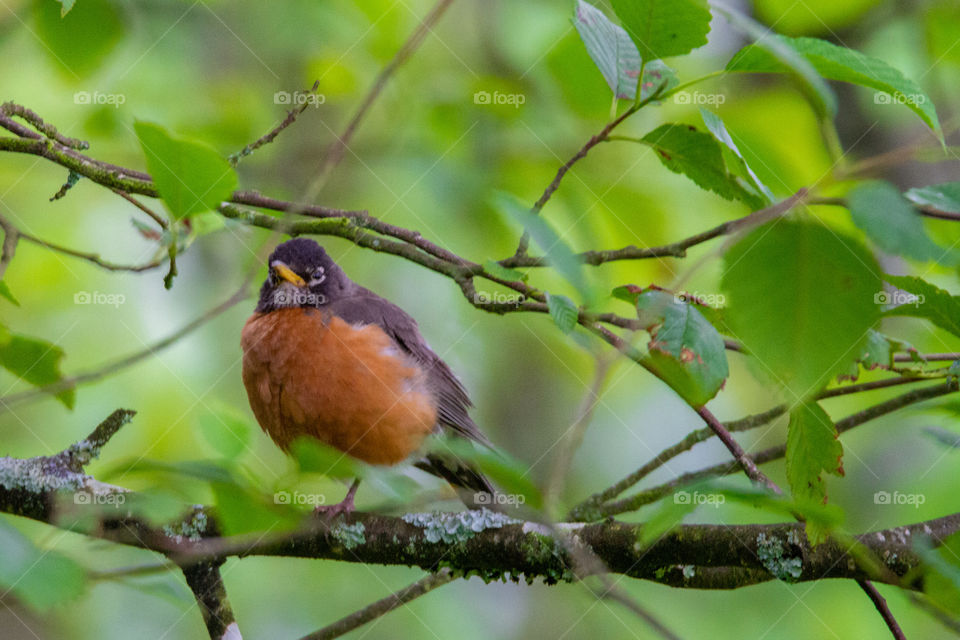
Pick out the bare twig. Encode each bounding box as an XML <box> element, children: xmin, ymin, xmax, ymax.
<box><xmin>300</xmin><ymin>569</ymin><xmax>455</xmax><ymax>640</ymax></box>
<box><xmin>112</xmin><ymin>189</ymin><xmax>168</xmax><ymax>229</ymax></box>
<box><xmin>697</xmin><ymin>405</ymin><xmax>781</xmax><ymax>493</ymax></box>
<box><xmin>231</xmin><ymin>80</ymin><xmax>321</xmax><ymax>165</ymax></box>
<box><xmin>14</xmin><ymin>223</ymin><xmax>164</xmax><ymax>272</ymax></box>
<box><xmin>857</xmin><ymin>580</ymin><xmax>907</xmax><ymax>640</ymax></box>
<box><xmin>182</xmin><ymin>559</ymin><xmax>240</xmax><ymax>640</ymax></box>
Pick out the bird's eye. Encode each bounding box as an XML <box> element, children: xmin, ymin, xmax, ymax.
<box><xmin>310</xmin><ymin>266</ymin><xmax>326</xmax><ymax>284</ymax></box>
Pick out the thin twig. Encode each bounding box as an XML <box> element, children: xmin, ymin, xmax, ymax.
<box><xmin>112</xmin><ymin>188</ymin><xmax>168</xmax><ymax>229</ymax></box>
<box><xmin>857</xmin><ymin>579</ymin><xmax>907</xmax><ymax>640</ymax></box>
<box><xmin>231</xmin><ymin>80</ymin><xmax>321</xmax><ymax>165</ymax></box>
<box><xmin>300</xmin><ymin>569</ymin><xmax>456</xmax><ymax>640</ymax></box>
<box><xmin>16</xmin><ymin>226</ymin><xmax>164</xmax><ymax>272</ymax></box>
<box><xmin>0</xmin><ymin>212</ymin><xmax>18</xmax><ymax>280</ymax></box>
<box><xmin>697</xmin><ymin>405</ymin><xmax>781</xmax><ymax>493</ymax></box>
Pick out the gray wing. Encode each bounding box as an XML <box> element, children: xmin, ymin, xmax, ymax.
<box><xmin>325</xmin><ymin>289</ymin><xmax>493</xmax><ymax>448</ymax></box>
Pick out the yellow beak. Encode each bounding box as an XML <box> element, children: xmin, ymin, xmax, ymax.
<box><xmin>271</xmin><ymin>261</ymin><xmax>306</xmax><ymax>287</ymax></box>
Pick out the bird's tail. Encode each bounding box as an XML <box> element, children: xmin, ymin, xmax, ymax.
<box><xmin>416</xmin><ymin>452</ymin><xmax>512</xmax><ymax>512</ymax></box>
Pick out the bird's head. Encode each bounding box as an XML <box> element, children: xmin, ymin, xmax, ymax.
<box><xmin>255</xmin><ymin>238</ymin><xmax>352</xmax><ymax>312</ymax></box>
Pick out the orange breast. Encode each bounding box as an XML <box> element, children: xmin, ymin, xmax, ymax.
<box><xmin>241</xmin><ymin>308</ymin><xmax>437</xmax><ymax>465</ymax></box>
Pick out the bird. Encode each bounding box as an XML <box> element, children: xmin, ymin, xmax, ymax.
<box><xmin>241</xmin><ymin>237</ymin><xmax>497</xmax><ymax>516</ymax></box>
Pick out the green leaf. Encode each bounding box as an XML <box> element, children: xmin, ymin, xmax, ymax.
<box><xmin>34</xmin><ymin>0</ymin><xmax>124</xmax><ymax>77</ymax></box>
<box><xmin>722</xmin><ymin>221</ymin><xmax>881</xmax><ymax>400</ymax></box>
<box><xmin>847</xmin><ymin>181</ymin><xmax>946</xmax><ymax>263</ymax></box>
<box><xmin>291</xmin><ymin>437</ymin><xmax>363</xmax><ymax>479</ymax></box>
<box><xmin>546</xmin><ymin>293</ymin><xmax>579</xmax><ymax>334</ymax></box>
<box><xmin>57</xmin><ymin>0</ymin><xmax>76</xmax><ymax>16</ymax></box>
<box><xmin>699</xmin><ymin>108</ymin><xmax>774</xmax><ymax>204</ymax></box>
<box><xmin>196</xmin><ymin>404</ymin><xmax>253</xmax><ymax>460</ymax></box>
<box><xmin>573</xmin><ymin>1</ymin><xmax>641</xmax><ymax>100</ymax></box>
<box><xmin>639</xmin><ymin>60</ymin><xmax>679</xmax><ymax>102</ymax></box>
<box><xmin>494</xmin><ymin>192</ymin><xmax>590</xmax><ymax>298</ymax></box>
<box><xmin>717</xmin><ymin>5</ymin><xmax>836</xmax><ymax>118</ymax></box>
<box><xmin>0</xmin><ymin>281</ymin><xmax>19</xmax><ymax>306</ymax></box>
<box><xmin>482</xmin><ymin>260</ymin><xmax>527</xmax><ymax>283</ymax></box>
<box><xmin>641</xmin><ymin>124</ymin><xmax>767</xmax><ymax>208</ymax></box>
<box><xmin>0</xmin><ymin>521</ymin><xmax>86</xmax><ymax>612</ymax></box>
<box><xmin>906</xmin><ymin>181</ymin><xmax>960</xmax><ymax>213</ymax></box>
<box><xmin>211</xmin><ymin>482</ymin><xmax>302</xmax><ymax>537</ymax></box>
<box><xmin>630</xmin><ymin>287</ymin><xmax>729</xmax><ymax>407</ymax></box>
<box><xmin>727</xmin><ymin>35</ymin><xmax>940</xmax><ymax>138</ymax></box>
<box><xmin>883</xmin><ymin>275</ymin><xmax>960</xmax><ymax>339</ymax></box>
<box><xmin>857</xmin><ymin>329</ymin><xmax>896</xmax><ymax>371</ymax></box>
<box><xmin>919</xmin><ymin>533</ymin><xmax>960</xmax><ymax>616</ymax></box>
<box><xmin>786</xmin><ymin>402</ymin><xmax>844</xmax><ymax>507</ymax></box>
<box><xmin>134</xmin><ymin>121</ymin><xmax>238</xmax><ymax>220</ymax></box>
<box><xmin>609</xmin><ymin>0</ymin><xmax>711</xmax><ymax>61</ymax></box>
<box><xmin>0</xmin><ymin>324</ymin><xmax>74</xmax><ymax>408</ymax></box>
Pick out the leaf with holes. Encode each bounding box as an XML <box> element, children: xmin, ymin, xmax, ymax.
<box><xmin>0</xmin><ymin>324</ymin><xmax>74</xmax><ymax>408</ymax></box>
<box><xmin>883</xmin><ymin>275</ymin><xmax>960</xmax><ymax>339</ymax></box>
<box><xmin>722</xmin><ymin>221</ymin><xmax>881</xmax><ymax>400</ymax></box>
<box><xmin>848</xmin><ymin>181</ymin><xmax>949</xmax><ymax>263</ymax></box>
<box><xmin>620</xmin><ymin>286</ymin><xmax>729</xmax><ymax>407</ymax></box>
<box><xmin>134</xmin><ymin>121</ymin><xmax>237</xmax><ymax>221</ymax></box>
<box><xmin>609</xmin><ymin>0</ymin><xmax>711</xmax><ymax>61</ymax></box>
<box><xmin>642</xmin><ymin>124</ymin><xmax>767</xmax><ymax>208</ymax></box>
<box><xmin>727</xmin><ymin>35</ymin><xmax>940</xmax><ymax>139</ymax></box>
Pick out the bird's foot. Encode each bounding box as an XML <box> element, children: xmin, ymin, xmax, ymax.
<box><xmin>313</xmin><ymin>478</ymin><xmax>360</xmax><ymax>520</ymax></box>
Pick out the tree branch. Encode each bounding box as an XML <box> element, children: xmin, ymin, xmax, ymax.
<box><xmin>857</xmin><ymin>580</ymin><xmax>907</xmax><ymax>640</ymax></box>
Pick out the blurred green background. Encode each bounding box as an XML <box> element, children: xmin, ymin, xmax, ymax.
<box><xmin>2</xmin><ymin>0</ymin><xmax>960</xmax><ymax>637</ymax></box>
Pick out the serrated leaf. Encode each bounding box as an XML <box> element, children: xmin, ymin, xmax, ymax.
<box><xmin>787</xmin><ymin>402</ymin><xmax>844</xmax><ymax>511</ymax></box>
<box><xmin>631</xmin><ymin>288</ymin><xmax>729</xmax><ymax>407</ymax></box>
<box><xmin>609</xmin><ymin>0</ymin><xmax>711</xmax><ymax>61</ymax></box>
<box><xmin>483</xmin><ymin>260</ymin><xmax>527</xmax><ymax>283</ymax></box>
<box><xmin>847</xmin><ymin>181</ymin><xmax>948</xmax><ymax>263</ymax></box>
<box><xmin>0</xmin><ymin>281</ymin><xmax>19</xmax><ymax>306</ymax></box>
<box><xmin>0</xmin><ymin>521</ymin><xmax>86</xmax><ymax>612</ymax></box>
<box><xmin>717</xmin><ymin>6</ymin><xmax>836</xmax><ymax>118</ymax></box>
<box><xmin>573</xmin><ymin>1</ymin><xmax>641</xmax><ymax>100</ymax></box>
<box><xmin>722</xmin><ymin>221</ymin><xmax>881</xmax><ymax>400</ymax></box>
<box><xmin>858</xmin><ymin>329</ymin><xmax>895</xmax><ymax>371</ymax></box>
<box><xmin>547</xmin><ymin>293</ymin><xmax>579</xmax><ymax>334</ymax></box>
<box><xmin>727</xmin><ymin>35</ymin><xmax>940</xmax><ymax>138</ymax></box>
<box><xmin>641</xmin><ymin>124</ymin><xmax>767</xmax><ymax>208</ymax></box>
<box><xmin>196</xmin><ymin>405</ymin><xmax>252</xmax><ymax>460</ymax></box>
<box><xmin>291</xmin><ymin>437</ymin><xmax>363</xmax><ymax>479</ymax></box>
<box><xmin>639</xmin><ymin>60</ymin><xmax>679</xmax><ymax>102</ymax></box>
<box><xmin>906</xmin><ymin>181</ymin><xmax>960</xmax><ymax>213</ymax></box>
<box><xmin>883</xmin><ymin>275</ymin><xmax>960</xmax><ymax>339</ymax></box>
<box><xmin>0</xmin><ymin>324</ymin><xmax>74</xmax><ymax>408</ymax></box>
<box><xmin>134</xmin><ymin>121</ymin><xmax>237</xmax><ymax>221</ymax></box>
<box><xmin>34</xmin><ymin>0</ymin><xmax>124</xmax><ymax>77</ymax></box>
<box><xmin>700</xmin><ymin>108</ymin><xmax>774</xmax><ymax>203</ymax></box>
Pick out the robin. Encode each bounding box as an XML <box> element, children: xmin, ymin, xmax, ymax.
<box><xmin>241</xmin><ymin>237</ymin><xmax>496</xmax><ymax>515</ymax></box>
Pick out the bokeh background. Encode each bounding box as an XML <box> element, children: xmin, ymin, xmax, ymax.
<box><xmin>2</xmin><ymin>0</ymin><xmax>960</xmax><ymax>637</ymax></box>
